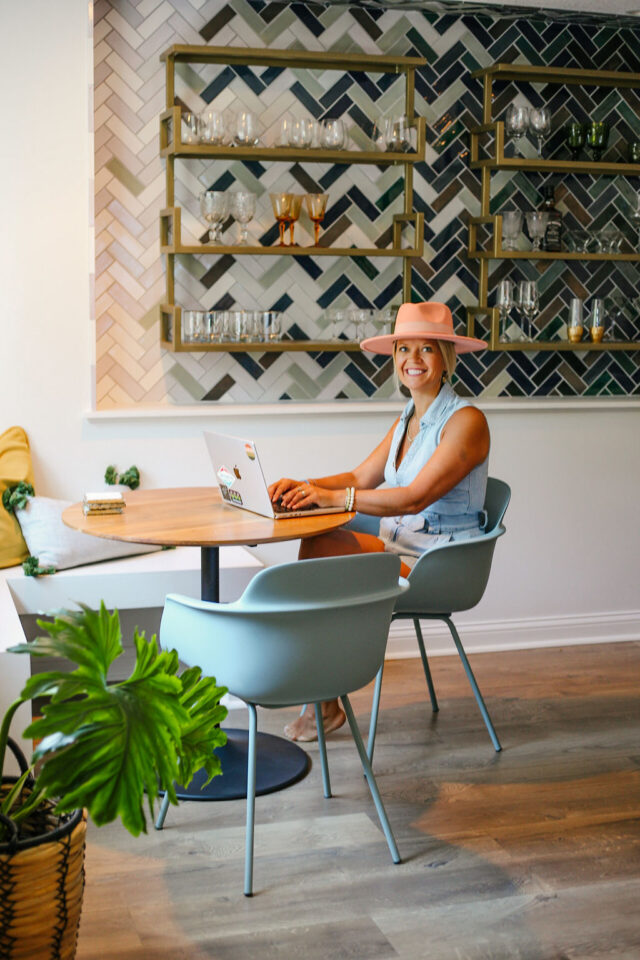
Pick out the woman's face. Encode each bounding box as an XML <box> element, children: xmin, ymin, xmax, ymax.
<box><xmin>394</xmin><ymin>339</ymin><xmax>445</xmax><ymax>393</ymax></box>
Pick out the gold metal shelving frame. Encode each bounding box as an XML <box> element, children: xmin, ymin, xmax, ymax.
<box><xmin>466</xmin><ymin>63</ymin><xmax>640</xmax><ymax>352</ymax></box>
<box><xmin>159</xmin><ymin>44</ymin><xmax>426</xmax><ymax>354</ymax></box>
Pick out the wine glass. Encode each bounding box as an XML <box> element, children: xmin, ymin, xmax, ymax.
<box><xmin>276</xmin><ymin>115</ymin><xmax>294</xmax><ymax>147</ymax></box>
<box><xmin>321</xmin><ymin>119</ymin><xmax>345</xmax><ymax>149</ymax></box>
<box><xmin>528</xmin><ymin>107</ymin><xmax>551</xmax><ymax>158</ymax></box>
<box><xmin>516</xmin><ymin>280</ymin><xmax>539</xmax><ymax>340</ymax></box>
<box><xmin>525</xmin><ymin>211</ymin><xmax>550</xmax><ymax>252</ymax></box>
<box><xmin>200</xmin><ymin>190</ymin><xmax>229</xmax><ymax>244</ymax></box>
<box><xmin>566</xmin><ymin>121</ymin><xmax>587</xmax><ymax>161</ymax></box>
<box><xmin>501</xmin><ymin>210</ymin><xmax>523</xmax><ymax>251</ymax></box>
<box><xmin>290</xmin><ymin>118</ymin><xmax>313</xmax><ymax>149</ymax></box>
<box><xmin>233</xmin><ymin>110</ymin><xmax>260</xmax><ymax>146</ymax></box>
<box><xmin>305</xmin><ymin>193</ymin><xmax>328</xmax><ymax>246</ymax></box>
<box><xmin>586</xmin><ymin>121</ymin><xmax>609</xmax><ymax>161</ymax></box>
<box><xmin>199</xmin><ymin>109</ymin><xmax>226</xmax><ymax>145</ymax></box>
<box><xmin>505</xmin><ymin>104</ymin><xmax>529</xmax><ymax>143</ymax></box>
<box><xmin>372</xmin><ymin>117</ymin><xmax>391</xmax><ymax>151</ymax></box>
<box><xmin>387</xmin><ymin>115</ymin><xmax>410</xmax><ymax>151</ymax></box>
<box><xmin>270</xmin><ymin>192</ymin><xmax>292</xmax><ymax>246</ymax></box>
<box><xmin>496</xmin><ymin>279</ymin><xmax>515</xmax><ymax>342</ymax></box>
<box><xmin>230</xmin><ymin>191</ymin><xmax>256</xmax><ymax>246</ymax></box>
<box><xmin>181</xmin><ymin>111</ymin><xmax>200</xmax><ymax>144</ymax></box>
<box><xmin>287</xmin><ymin>194</ymin><xmax>303</xmax><ymax>245</ymax></box>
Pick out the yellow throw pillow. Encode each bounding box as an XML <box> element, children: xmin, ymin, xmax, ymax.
<box><xmin>0</xmin><ymin>426</ymin><xmax>35</xmax><ymax>568</ymax></box>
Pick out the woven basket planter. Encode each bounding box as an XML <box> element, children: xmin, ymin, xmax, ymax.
<box><xmin>0</xmin><ymin>739</ymin><xmax>86</xmax><ymax>960</ymax></box>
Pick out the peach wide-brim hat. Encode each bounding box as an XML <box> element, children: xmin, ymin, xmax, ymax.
<box><xmin>360</xmin><ymin>301</ymin><xmax>487</xmax><ymax>355</ymax></box>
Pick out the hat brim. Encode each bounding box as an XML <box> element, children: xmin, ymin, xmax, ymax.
<box><xmin>360</xmin><ymin>331</ymin><xmax>488</xmax><ymax>355</ymax></box>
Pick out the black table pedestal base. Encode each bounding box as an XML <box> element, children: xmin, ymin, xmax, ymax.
<box><xmin>166</xmin><ymin>728</ymin><xmax>310</xmax><ymax>802</ymax></box>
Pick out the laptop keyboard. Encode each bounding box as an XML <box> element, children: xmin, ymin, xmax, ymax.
<box><xmin>275</xmin><ymin>497</ymin><xmax>317</xmax><ymax>514</ymax></box>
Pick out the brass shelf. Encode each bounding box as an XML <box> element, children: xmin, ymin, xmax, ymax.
<box><xmin>471</xmin><ymin>63</ymin><xmax>640</xmax><ymax>89</ymax></box>
<box><xmin>160</xmin><ymin>338</ymin><xmax>363</xmax><ymax>354</ymax></box>
<box><xmin>161</xmin><ymin>44</ymin><xmax>426</xmax><ymax>73</ymax></box>
<box><xmin>490</xmin><ymin>340</ymin><xmax>640</xmax><ymax>352</ymax></box>
<box><xmin>470</xmin><ymin>251</ymin><xmax>640</xmax><ymax>261</ymax></box>
<box><xmin>163</xmin><ymin>243</ymin><xmax>421</xmax><ymax>258</ymax></box>
<box><xmin>467</xmin><ymin>66</ymin><xmax>640</xmax><ymax>356</ymax></box>
<box><xmin>160</xmin><ymin>44</ymin><xmax>426</xmax><ymax>353</ymax></box>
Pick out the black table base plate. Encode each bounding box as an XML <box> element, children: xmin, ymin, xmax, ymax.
<box><xmin>166</xmin><ymin>728</ymin><xmax>311</xmax><ymax>802</ymax></box>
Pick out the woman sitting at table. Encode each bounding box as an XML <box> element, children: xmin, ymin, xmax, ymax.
<box><xmin>268</xmin><ymin>301</ymin><xmax>489</xmax><ymax>742</ymax></box>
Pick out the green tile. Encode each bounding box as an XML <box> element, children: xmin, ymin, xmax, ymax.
<box><xmin>377</xmin><ymin>178</ymin><xmax>404</xmax><ymax>212</ymax></box>
<box><xmin>170</xmin><ymin>362</ymin><xmax>206</xmax><ymax>400</ymax></box>
<box><xmin>175</xmin><ymin>61</ymin><xmax>208</xmax><ymax>95</ymax></box>
<box><xmin>106</xmin><ymin>157</ymin><xmax>144</xmax><ymax>198</ymax></box>
<box><xmin>584</xmin><ymin>371</ymin><xmax>611</xmax><ymax>395</ymax></box>
<box><xmin>405</xmin><ymin>27</ymin><xmax>437</xmax><ymax>62</ymax></box>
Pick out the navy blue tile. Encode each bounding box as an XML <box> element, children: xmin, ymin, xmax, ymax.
<box><xmin>344</xmin><ymin>362</ymin><xmax>376</xmax><ymax>396</ymax></box>
<box><xmin>234</xmin><ymin>352</ymin><xmax>265</xmax><ymax>379</ymax></box>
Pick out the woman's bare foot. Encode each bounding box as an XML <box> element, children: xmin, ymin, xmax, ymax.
<box><xmin>284</xmin><ymin>700</ymin><xmax>346</xmax><ymax>742</ymax></box>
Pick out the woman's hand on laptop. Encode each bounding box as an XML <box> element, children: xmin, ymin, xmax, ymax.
<box><xmin>277</xmin><ymin>480</ymin><xmax>340</xmax><ymax>511</ymax></box>
<box><xmin>268</xmin><ymin>477</ymin><xmax>300</xmax><ymax>503</ymax></box>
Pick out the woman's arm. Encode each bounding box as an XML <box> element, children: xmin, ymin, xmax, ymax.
<box><xmin>282</xmin><ymin>407</ymin><xmax>489</xmax><ymax>515</ymax></box>
<box><xmin>268</xmin><ymin>419</ymin><xmax>399</xmax><ymax>504</ymax></box>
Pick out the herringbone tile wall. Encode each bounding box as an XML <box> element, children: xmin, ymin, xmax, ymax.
<box><xmin>94</xmin><ymin>0</ymin><xmax>640</xmax><ymax>405</ymax></box>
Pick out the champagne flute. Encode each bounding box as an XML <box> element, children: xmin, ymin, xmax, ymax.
<box><xmin>305</xmin><ymin>193</ymin><xmax>328</xmax><ymax>246</ymax></box>
<box><xmin>516</xmin><ymin>280</ymin><xmax>539</xmax><ymax>341</ymax></box>
<box><xmin>496</xmin><ymin>279</ymin><xmax>515</xmax><ymax>342</ymax></box>
<box><xmin>567</xmin><ymin>298</ymin><xmax>584</xmax><ymax>343</ymax></box>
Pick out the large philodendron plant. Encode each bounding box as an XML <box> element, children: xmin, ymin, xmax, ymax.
<box><xmin>0</xmin><ymin>604</ymin><xmax>228</xmax><ymax>840</ymax></box>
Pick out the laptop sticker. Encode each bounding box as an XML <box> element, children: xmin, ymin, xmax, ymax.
<box><xmin>245</xmin><ymin>442</ymin><xmax>256</xmax><ymax>461</ymax></box>
<box><xmin>217</xmin><ymin>465</ymin><xmax>235</xmax><ymax>488</ymax></box>
<box><xmin>233</xmin><ymin>466</ymin><xmax>242</xmax><ymax>479</ymax></box>
<box><xmin>228</xmin><ymin>489</ymin><xmax>243</xmax><ymax>506</ymax></box>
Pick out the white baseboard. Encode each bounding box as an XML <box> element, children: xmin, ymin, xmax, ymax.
<box><xmin>386</xmin><ymin>610</ymin><xmax>640</xmax><ymax>659</ymax></box>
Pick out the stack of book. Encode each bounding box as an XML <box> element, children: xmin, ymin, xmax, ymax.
<box><xmin>82</xmin><ymin>491</ymin><xmax>126</xmax><ymax>516</ymax></box>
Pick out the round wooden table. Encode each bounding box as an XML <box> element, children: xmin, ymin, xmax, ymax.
<box><xmin>62</xmin><ymin>487</ymin><xmax>354</xmax><ymax>801</ymax></box>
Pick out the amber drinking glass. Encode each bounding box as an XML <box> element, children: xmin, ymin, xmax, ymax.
<box><xmin>305</xmin><ymin>193</ymin><xmax>328</xmax><ymax>246</ymax></box>
<box><xmin>270</xmin><ymin>192</ymin><xmax>292</xmax><ymax>246</ymax></box>
<box><xmin>287</xmin><ymin>194</ymin><xmax>303</xmax><ymax>245</ymax></box>
<box><xmin>586</xmin><ymin>121</ymin><xmax>609</xmax><ymax>162</ymax></box>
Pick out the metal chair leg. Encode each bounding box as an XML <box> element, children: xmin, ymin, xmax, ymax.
<box><xmin>367</xmin><ymin>663</ymin><xmax>384</xmax><ymax>765</ymax></box>
<box><xmin>341</xmin><ymin>694</ymin><xmax>400</xmax><ymax>865</ymax></box>
<box><xmin>244</xmin><ymin>703</ymin><xmax>258</xmax><ymax>896</ymax></box>
<box><xmin>315</xmin><ymin>703</ymin><xmax>332</xmax><ymax>798</ymax></box>
<box><xmin>154</xmin><ymin>788</ymin><xmax>171</xmax><ymax>830</ymax></box>
<box><xmin>414</xmin><ymin>618</ymin><xmax>439</xmax><ymax>712</ymax></box>
<box><xmin>445</xmin><ymin>617</ymin><xmax>501</xmax><ymax>752</ymax></box>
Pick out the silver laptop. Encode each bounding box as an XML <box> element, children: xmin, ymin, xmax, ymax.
<box><xmin>204</xmin><ymin>431</ymin><xmax>344</xmax><ymax>520</ymax></box>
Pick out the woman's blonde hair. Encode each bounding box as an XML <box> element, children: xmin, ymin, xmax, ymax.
<box><xmin>392</xmin><ymin>338</ymin><xmax>457</xmax><ymax>395</ymax></box>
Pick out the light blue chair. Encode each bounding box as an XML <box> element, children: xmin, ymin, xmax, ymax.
<box><xmin>156</xmin><ymin>553</ymin><xmax>409</xmax><ymax>896</ymax></box>
<box><xmin>367</xmin><ymin>477</ymin><xmax>511</xmax><ymax>760</ymax></box>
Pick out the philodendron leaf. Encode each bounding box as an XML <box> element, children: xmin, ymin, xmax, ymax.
<box><xmin>14</xmin><ymin>607</ymin><xmax>228</xmax><ymax>836</ymax></box>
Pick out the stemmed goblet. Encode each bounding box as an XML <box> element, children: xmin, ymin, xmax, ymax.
<box><xmin>200</xmin><ymin>190</ymin><xmax>229</xmax><ymax>244</ymax></box>
<box><xmin>525</xmin><ymin>211</ymin><xmax>549</xmax><ymax>252</ymax></box>
<box><xmin>496</xmin><ymin>279</ymin><xmax>515</xmax><ymax>342</ymax></box>
<box><xmin>230</xmin><ymin>191</ymin><xmax>256</xmax><ymax>246</ymax></box>
<box><xmin>586</xmin><ymin>121</ymin><xmax>609</xmax><ymax>162</ymax></box>
<box><xmin>516</xmin><ymin>280</ymin><xmax>539</xmax><ymax>341</ymax></box>
<box><xmin>305</xmin><ymin>193</ymin><xmax>328</xmax><ymax>246</ymax></box>
<box><xmin>287</xmin><ymin>194</ymin><xmax>303</xmax><ymax>245</ymax></box>
<box><xmin>528</xmin><ymin>107</ymin><xmax>551</xmax><ymax>158</ymax></box>
<box><xmin>566</xmin><ymin>121</ymin><xmax>587</xmax><ymax>161</ymax></box>
<box><xmin>270</xmin><ymin>192</ymin><xmax>292</xmax><ymax>246</ymax></box>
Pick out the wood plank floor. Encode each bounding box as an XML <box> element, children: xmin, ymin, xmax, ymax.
<box><xmin>76</xmin><ymin>642</ymin><xmax>640</xmax><ymax>960</ymax></box>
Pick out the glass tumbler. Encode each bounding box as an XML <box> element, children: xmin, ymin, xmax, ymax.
<box><xmin>567</xmin><ymin>299</ymin><xmax>584</xmax><ymax>343</ymax></box>
<box><xmin>589</xmin><ymin>299</ymin><xmax>606</xmax><ymax>342</ymax></box>
<box><xmin>501</xmin><ymin>210</ymin><xmax>523</xmax><ymax>251</ymax></box>
<box><xmin>261</xmin><ymin>311</ymin><xmax>282</xmax><ymax>341</ymax></box>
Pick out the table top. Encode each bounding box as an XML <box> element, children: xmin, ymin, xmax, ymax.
<box><xmin>62</xmin><ymin>487</ymin><xmax>354</xmax><ymax>548</ymax></box>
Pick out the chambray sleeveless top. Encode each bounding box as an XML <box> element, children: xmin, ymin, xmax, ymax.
<box><xmin>378</xmin><ymin>382</ymin><xmax>488</xmax><ymax>564</ymax></box>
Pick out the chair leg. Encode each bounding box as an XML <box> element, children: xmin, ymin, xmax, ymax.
<box><xmin>154</xmin><ymin>788</ymin><xmax>171</xmax><ymax>831</ymax></box>
<box><xmin>366</xmin><ymin>663</ymin><xmax>384</xmax><ymax>765</ymax></box>
<box><xmin>445</xmin><ymin>617</ymin><xmax>501</xmax><ymax>753</ymax></box>
<box><xmin>314</xmin><ymin>703</ymin><xmax>332</xmax><ymax>798</ymax></box>
<box><xmin>244</xmin><ymin>703</ymin><xmax>258</xmax><ymax>897</ymax></box>
<box><xmin>341</xmin><ymin>694</ymin><xmax>401</xmax><ymax>865</ymax></box>
<box><xmin>414</xmin><ymin>618</ymin><xmax>439</xmax><ymax>712</ymax></box>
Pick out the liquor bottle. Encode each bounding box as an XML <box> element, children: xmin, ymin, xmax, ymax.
<box><xmin>539</xmin><ymin>185</ymin><xmax>563</xmax><ymax>252</ymax></box>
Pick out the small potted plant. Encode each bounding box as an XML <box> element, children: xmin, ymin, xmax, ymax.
<box><xmin>0</xmin><ymin>603</ymin><xmax>227</xmax><ymax>959</ymax></box>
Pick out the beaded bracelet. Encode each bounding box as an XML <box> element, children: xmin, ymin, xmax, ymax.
<box><xmin>344</xmin><ymin>486</ymin><xmax>355</xmax><ymax>512</ymax></box>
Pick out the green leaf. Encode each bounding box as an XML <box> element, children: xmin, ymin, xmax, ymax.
<box><xmin>104</xmin><ymin>465</ymin><xmax>118</xmax><ymax>485</ymax></box>
<box><xmin>22</xmin><ymin>556</ymin><xmax>56</xmax><ymax>577</ymax></box>
<box><xmin>2</xmin><ymin>482</ymin><xmax>34</xmax><ymax>514</ymax></box>
<box><xmin>118</xmin><ymin>466</ymin><xmax>140</xmax><ymax>490</ymax></box>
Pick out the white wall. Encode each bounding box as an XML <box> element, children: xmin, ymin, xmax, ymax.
<box><xmin>1</xmin><ymin>1</ymin><xmax>638</xmax><ymax>702</ymax></box>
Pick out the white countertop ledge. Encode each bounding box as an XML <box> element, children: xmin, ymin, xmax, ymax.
<box><xmin>85</xmin><ymin>397</ymin><xmax>640</xmax><ymax>421</ymax></box>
